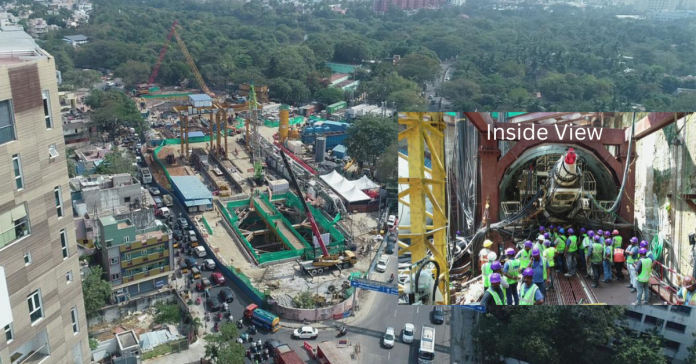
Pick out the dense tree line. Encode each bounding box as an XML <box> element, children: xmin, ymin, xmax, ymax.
<box><xmin>34</xmin><ymin>0</ymin><xmax>695</xmax><ymax>111</ymax></box>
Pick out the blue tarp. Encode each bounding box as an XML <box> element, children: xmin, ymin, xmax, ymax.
<box><xmin>333</xmin><ymin>144</ymin><xmax>347</xmax><ymax>159</ymax></box>
<box><xmin>187</xmin><ymin>131</ymin><xmax>205</xmax><ymax>138</ymax></box>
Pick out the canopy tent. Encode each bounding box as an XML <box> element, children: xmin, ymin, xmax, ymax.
<box><xmin>342</xmin><ymin>186</ymin><xmax>371</xmax><ymax>202</ymax></box>
<box><xmin>334</xmin><ymin>178</ymin><xmax>356</xmax><ymax>193</ymax></box>
<box><xmin>354</xmin><ymin>175</ymin><xmax>379</xmax><ymax>190</ymax></box>
<box><xmin>320</xmin><ymin>170</ymin><xmax>345</xmax><ymax>185</ymax></box>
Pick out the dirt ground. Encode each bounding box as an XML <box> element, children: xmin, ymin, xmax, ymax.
<box><xmin>157</xmin><ymin>143</ymin><xmax>208</xmax><ymax>176</ymax></box>
<box><xmin>91</xmin><ymin>310</ymin><xmax>157</xmax><ymax>341</ymax></box>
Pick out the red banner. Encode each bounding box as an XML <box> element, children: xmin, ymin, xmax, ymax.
<box><xmin>333</xmin><ymin>313</ymin><xmax>343</xmax><ymax>320</ymax></box>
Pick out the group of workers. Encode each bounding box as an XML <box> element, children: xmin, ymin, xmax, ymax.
<box><xmin>478</xmin><ymin>225</ymin><xmax>696</xmax><ymax>306</ymax></box>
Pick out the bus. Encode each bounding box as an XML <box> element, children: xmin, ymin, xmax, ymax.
<box><xmin>418</xmin><ymin>325</ymin><xmax>436</xmax><ymax>364</ymax></box>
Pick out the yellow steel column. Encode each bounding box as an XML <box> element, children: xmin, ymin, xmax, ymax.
<box><xmin>397</xmin><ymin>112</ymin><xmax>449</xmax><ymax>304</ymax></box>
<box><xmin>209</xmin><ymin>113</ymin><xmax>215</xmax><ymax>155</ymax></box>
<box><xmin>223</xmin><ymin>110</ymin><xmax>228</xmax><ymax>157</ymax></box>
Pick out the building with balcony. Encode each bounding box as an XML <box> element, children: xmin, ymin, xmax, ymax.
<box><xmin>0</xmin><ymin>28</ymin><xmax>90</xmax><ymax>364</ymax></box>
<box><xmin>624</xmin><ymin>305</ymin><xmax>695</xmax><ymax>364</ymax></box>
<box><xmin>96</xmin><ymin>216</ymin><xmax>173</xmax><ymax>302</ymax></box>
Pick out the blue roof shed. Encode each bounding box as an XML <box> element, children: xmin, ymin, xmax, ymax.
<box><xmin>332</xmin><ymin>145</ymin><xmax>347</xmax><ymax>159</ymax></box>
<box><xmin>170</xmin><ymin>176</ymin><xmax>213</xmax><ymax>210</ymax></box>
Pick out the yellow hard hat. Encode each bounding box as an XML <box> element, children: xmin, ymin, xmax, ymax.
<box><xmin>483</xmin><ymin>240</ymin><xmax>493</xmax><ymax>248</ymax></box>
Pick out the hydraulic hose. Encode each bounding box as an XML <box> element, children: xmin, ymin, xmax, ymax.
<box><xmin>608</xmin><ymin>112</ymin><xmax>636</xmax><ymax>213</ymax></box>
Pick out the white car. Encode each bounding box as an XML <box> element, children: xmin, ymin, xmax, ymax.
<box><xmin>387</xmin><ymin>215</ymin><xmax>396</xmax><ymax>229</ymax></box>
<box><xmin>194</xmin><ymin>246</ymin><xmax>207</xmax><ymax>258</ymax></box>
<box><xmin>149</xmin><ymin>187</ymin><xmax>160</xmax><ymax>196</ymax></box>
<box><xmin>383</xmin><ymin>327</ymin><xmax>395</xmax><ymax>348</ymax></box>
<box><xmin>292</xmin><ymin>326</ymin><xmax>318</xmax><ymax>340</ymax></box>
<box><xmin>402</xmin><ymin>323</ymin><xmax>415</xmax><ymax>344</ymax></box>
<box><xmin>376</xmin><ymin>255</ymin><xmax>389</xmax><ymax>273</ymax></box>
<box><xmin>202</xmin><ymin>259</ymin><xmax>216</xmax><ymax>270</ymax></box>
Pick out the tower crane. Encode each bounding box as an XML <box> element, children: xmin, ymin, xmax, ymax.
<box><xmin>248</xmin><ymin>82</ymin><xmax>264</xmax><ymax>182</ymax></box>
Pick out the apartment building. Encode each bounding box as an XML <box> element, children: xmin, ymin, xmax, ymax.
<box><xmin>624</xmin><ymin>305</ymin><xmax>695</xmax><ymax>364</ymax></box>
<box><xmin>0</xmin><ymin>29</ymin><xmax>90</xmax><ymax>364</ymax></box>
<box><xmin>96</xmin><ymin>217</ymin><xmax>173</xmax><ymax>303</ymax></box>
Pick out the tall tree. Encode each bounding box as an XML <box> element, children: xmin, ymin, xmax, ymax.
<box><xmin>82</xmin><ymin>266</ymin><xmax>112</xmax><ymax>318</ymax></box>
<box><xmin>397</xmin><ymin>53</ymin><xmax>441</xmax><ymax>85</ymax></box>
<box><xmin>205</xmin><ymin>323</ymin><xmax>245</xmax><ymax>364</ymax></box>
<box><xmin>314</xmin><ymin>87</ymin><xmax>344</xmax><ymax>106</ymax></box>
<box><xmin>114</xmin><ymin>60</ymin><xmax>151</xmax><ymax>87</ymax></box>
<box><xmin>345</xmin><ymin>115</ymin><xmax>398</xmax><ymax>175</ymax></box>
<box><xmin>375</xmin><ymin>142</ymin><xmax>398</xmax><ymax>186</ymax></box>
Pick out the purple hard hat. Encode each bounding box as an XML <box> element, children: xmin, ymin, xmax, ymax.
<box><xmin>639</xmin><ymin>248</ymin><xmax>648</xmax><ymax>255</ymax></box>
<box><xmin>544</xmin><ymin>240</ymin><xmax>551</xmax><ymax>247</ymax></box>
<box><xmin>506</xmin><ymin>248</ymin><xmax>516</xmax><ymax>256</ymax></box>
<box><xmin>490</xmin><ymin>273</ymin><xmax>502</xmax><ymax>284</ymax></box>
<box><xmin>604</xmin><ymin>231</ymin><xmax>610</xmax><ymax>237</ymax></box>
<box><xmin>522</xmin><ymin>268</ymin><xmax>534</xmax><ymax>277</ymax></box>
<box><xmin>549</xmin><ymin>224</ymin><xmax>555</xmax><ymax>229</ymax></box>
<box><xmin>593</xmin><ymin>235</ymin><xmax>600</xmax><ymax>241</ymax></box>
<box><xmin>568</xmin><ymin>228</ymin><xmax>574</xmax><ymax>234</ymax></box>
<box><xmin>630</xmin><ymin>237</ymin><xmax>638</xmax><ymax>243</ymax></box>
<box><xmin>640</xmin><ymin>241</ymin><xmax>648</xmax><ymax>248</ymax></box>
<box><xmin>543</xmin><ymin>232</ymin><xmax>550</xmax><ymax>239</ymax></box>
<box><xmin>605</xmin><ymin>238</ymin><xmax>613</xmax><ymax>245</ymax></box>
<box><xmin>588</xmin><ymin>230</ymin><xmax>595</xmax><ymax>237</ymax></box>
<box><xmin>580</xmin><ymin>228</ymin><xmax>586</xmax><ymax>233</ymax></box>
<box><xmin>491</xmin><ymin>261</ymin><xmax>502</xmax><ymax>271</ymax></box>
<box><xmin>539</xmin><ymin>226</ymin><xmax>545</xmax><ymax>232</ymax></box>
<box><xmin>457</xmin><ymin>231</ymin><xmax>461</xmax><ymax>235</ymax></box>
<box><xmin>598</xmin><ymin>229</ymin><xmax>604</xmax><ymax>235</ymax></box>
<box><xmin>559</xmin><ymin>228</ymin><xmax>566</xmax><ymax>234</ymax></box>
<box><xmin>524</xmin><ymin>241</ymin><xmax>533</xmax><ymax>248</ymax></box>
<box><xmin>532</xmin><ymin>247</ymin><xmax>541</xmax><ymax>256</ymax></box>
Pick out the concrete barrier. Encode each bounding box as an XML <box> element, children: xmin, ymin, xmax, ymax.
<box><xmin>270</xmin><ymin>295</ymin><xmax>356</xmax><ymax>323</ymax></box>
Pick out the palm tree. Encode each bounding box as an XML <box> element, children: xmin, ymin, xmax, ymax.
<box><xmin>190</xmin><ymin>316</ymin><xmax>203</xmax><ymax>339</ymax></box>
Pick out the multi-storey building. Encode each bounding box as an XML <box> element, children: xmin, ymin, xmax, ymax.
<box><xmin>0</xmin><ymin>29</ymin><xmax>90</xmax><ymax>364</ymax></box>
<box><xmin>639</xmin><ymin>0</ymin><xmax>679</xmax><ymax>11</ymax></box>
<box><xmin>624</xmin><ymin>305</ymin><xmax>695</xmax><ymax>364</ymax></box>
<box><xmin>96</xmin><ymin>216</ymin><xmax>173</xmax><ymax>302</ymax></box>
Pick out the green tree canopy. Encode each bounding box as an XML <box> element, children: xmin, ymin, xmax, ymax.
<box><xmin>397</xmin><ymin>53</ymin><xmax>442</xmax><ymax>85</ymax></box>
<box><xmin>345</xmin><ymin>115</ymin><xmax>398</xmax><ymax>175</ymax></box>
<box><xmin>387</xmin><ymin>89</ymin><xmax>427</xmax><ymax>112</ymax></box>
<box><xmin>205</xmin><ymin>323</ymin><xmax>245</xmax><ymax>364</ymax></box>
<box><xmin>153</xmin><ymin>303</ymin><xmax>181</xmax><ymax>325</ymax></box>
<box><xmin>314</xmin><ymin>87</ymin><xmax>344</xmax><ymax>106</ymax></box>
<box><xmin>82</xmin><ymin>266</ymin><xmax>112</xmax><ymax>318</ymax></box>
<box><xmin>114</xmin><ymin>60</ymin><xmax>152</xmax><ymax>87</ymax></box>
<box><xmin>96</xmin><ymin>152</ymin><xmax>136</xmax><ymax>177</ymax></box>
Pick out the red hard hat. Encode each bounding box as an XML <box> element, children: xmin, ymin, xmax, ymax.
<box><xmin>684</xmin><ymin>276</ymin><xmax>696</xmax><ymax>288</ymax></box>
<box><xmin>612</xmin><ymin>230</ymin><xmax>619</xmax><ymax>235</ymax></box>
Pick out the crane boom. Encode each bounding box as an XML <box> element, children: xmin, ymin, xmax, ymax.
<box><xmin>149</xmin><ymin>20</ymin><xmax>177</xmax><ymax>85</ymax></box>
<box><xmin>172</xmin><ymin>25</ymin><xmax>212</xmax><ymax>96</ymax></box>
<box><xmin>279</xmin><ymin>150</ymin><xmax>329</xmax><ymax>257</ymax></box>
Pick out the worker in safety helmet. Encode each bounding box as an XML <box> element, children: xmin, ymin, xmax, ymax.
<box><xmin>586</xmin><ymin>235</ymin><xmax>604</xmax><ymax>288</ymax></box>
<box><xmin>565</xmin><ymin>228</ymin><xmax>578</xmax><ymax>277</ymax></box>
<box><xmin>543</xmin><ymin>240</ymin><xmax>555</xmax><ymax>291</ymax></box>
<box><xmin>520</xmin><ymin>268</ymin><xmax>544</xmax><ymax>305</ymax></box>
<box><xmin>479</xmin><ymin>239</ymin><xmax>494</xmax><ymax>270</ymax></box>
<box><xmin>530</xmin><ymin>247</ymin><xmax>550</xmax><ymax>299</ymax></box>
<box><xmin>481</xmin><ymin>254</ymin><xmax>495</xmax><ymax>290</ymax></box>
<box><xmin>554</xmin><ymin>228</ymin><xmax>567</xmax><ymax>274</ymax></box>
<box><xmin>534</xmin><ymin>235</ymin><xmax>545</xmax><ymax>253</ymax></box>
<box><xmin>602</xmin><ymin>238</ymin><xmax>614</xmax><ymax>283</ymax></box>
<box><xmin>577</xmin><ymin>228</ymin><xmax>588</xmax><ymax>272</ymax></box>
<box><xmin>612</xmin><ymin>232</ymin><xmax>625</xmax><ymax>282</ymax></box>
<box><xmin>516</xmin><ymin>241</ymin><xmax>533</xmax><ymax>270</ymax></box>
<box><xmin>626</xmin><ymin>237</ymin><xmax>639</xmax><ymax>293</ymax></box>
<box><xmin>480</xmin><ymin>273</ymin><xmax>507</xmax><ymax>306</ymax></box>
<box><xmin>582</xmin><ymin>230</ymin><xmax>595</xmax><ymax>278</ymax></box>
<box><xmin>502</xmin><ymin>248</ymin><xmax>520</xmax><ymax>305</ymax></box>
<box><xmin>640</xmin><ymin>240</ymin><xmax>655</xmax><ymax>261</ymax></box>
<box><xmin>676</xmin><ymin>276</ymin><xmax>696</xmax><ymax>305</ymax></box>
<box><xmin>634</xmin><ymin>248</ymin><xmax>653</xmax><ymax>305</ymax></box>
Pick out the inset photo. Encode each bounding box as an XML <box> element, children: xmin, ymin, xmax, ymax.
<box><xmin>452</xmin><ymin>112</ymin><xmax>695</xmax><ymax>307</ymax></box>
<box><xmin>397</xmin><ymin>112</ymin><xmax>458</xmax><ymax>305</ymax></box>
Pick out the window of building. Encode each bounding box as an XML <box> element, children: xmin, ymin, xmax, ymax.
<box><xmin>24</xmin><ymin>252</ymin><xmax>32</xmax><ymax>266</ymax></box>
<box><xmin>27</xmin><ymin>290</ymin><xmax>44</xmax><ymax>323</ymax></box>
<box><xmin>663</xmin><ymin>339</ymin><xmax>680</xmax><ymax>351</ymax></box>
<box><xmin>110</xmin><ymin>257</ymin><xmax>119</xmax><ymax>265</ymax></box>
<box><xmin>66</xmin><ymin>270</ymin><xmax>73</xmax><ymax>283</ymax></box>
<box><xmin>644</xmin><ymin>315</ymin><xmax>658</xmax><ymax>326</ymax></box>
<box><xmin>42</xmin><ymin>90</ymin><xmax>53</xmax><ymax>129</ymax></box>
<box><xmin>111</xmin><ymin>273</ymin><xmax>120</xmax><ymax>280</ymax></box>
<box><xmin>123</xmin><ymin>236</ymin><xmax>130</xmax><ymax>243</ymax></box>
<box><xmin>4</xmin><ymin>323</ymin><xmax>13</xmax><ymax>343</ymax></box>
<box><xmin>54</xmin><ymin>186</ymin><xmax>64</xmax><ymax>217</ymax></box>
<box><xmin>0</xmin><ymin>203</ymin><xmax>31</xmax><ymax>248</ymax></box>
<box><xmin>70</xmin><ymin>307</ymin><xmax>79</xmax><ymax>334</ymax></box>
<box><xmin>624</xmin><ymin>310</ymin><xmax>642</xmax><ymax>321</ymax></box>
<box><xmin>665</xmin><ymin>321</ymin><xmax>686</xmax><ymax>333</ymax></box>
<box><xmin>60</xmin><ymin>229</ymin><xmax>69</xmax><ymax>259</ymax></box>
<box><xmin>671</xmin><ymin>305</ymin><xmax>692</xmax><ymax>315</ymax></box>
<box><xmin>12</xmin><ymin>154</ymin><xmax>23</xmax><ymax>190</ymax></box>
<box><xmin>124</xmin><ymin>197</ymin><xmax>131</xmax><ymax>203</ymax></box>
<box><xmin>0</xmin><ymin>100</ymin><xmax>16</xmax><ymax>145</ymax></box>
<box><xmin>48</xmin><ymin>144</ymin><xmax>59</xmax><ymax>159</ymax></box>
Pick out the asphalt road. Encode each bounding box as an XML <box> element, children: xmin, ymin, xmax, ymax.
<box><xmin>426</xmin><ymin>61</ymin><xmax>454</xmax><ymax>112</ymax></box>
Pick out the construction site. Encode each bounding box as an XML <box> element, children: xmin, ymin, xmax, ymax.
<box><xmin>126</xmin><ymin>21</ymin><xmax>387</xmax><ymax>313</ymax></box>
<box><xmin>397</xmin><ymin>112</ymin><xmax>696</xmax><ymax>306</ymax></box>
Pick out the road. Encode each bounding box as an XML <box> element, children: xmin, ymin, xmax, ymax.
<box><xmin>426</xmin><ymin>61</ymin><xmax>454</xmax><ymax>112</ymax></box>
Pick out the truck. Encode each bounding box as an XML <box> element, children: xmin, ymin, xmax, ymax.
<box><xmin>274</xmin><ymin>344</ymin><xmax>303</xmax><ymax>364</ymax></box>
<box><xmin>418</xmin><ymin>326</ymin><xmax>436</xmax><ymax>364</ymax></box>
<box><xmin>140</xmin><ymin>168</ymin><xmax>152</xmax><ymax>184</ymax></box>
<box><xmin>243</xmin><ymin>304</ymin><xmax>280</xmax><ymax>332</ymax></box>
<box><xmin>316</xmin><ymin>341</ymin><xmax>351</xmax><ymax>364</ymax></box>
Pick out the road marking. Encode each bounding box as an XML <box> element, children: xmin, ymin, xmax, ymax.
<box><xmin>394</xmin><ymin>310</ymin><xmax>397</xmax><ymax>318</ymax></box>
<box><xmin>388</xmin><ymin>352</ymin><xmax>391</xmax><ymax>360</ymax></box>
<box><xmin>417</xmin><ymin>306</ymin><xmax>419</xmax><ymax>314</ymax></box>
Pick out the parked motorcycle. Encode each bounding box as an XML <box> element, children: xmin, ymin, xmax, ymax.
<box><xmin>237</xmin><ymin>320</ymin><xmax>244</xmax><ymax>329</ymax></box>
<box><xmin>249</xmin><ymin>325</ymin><xmax>257</xmax><ymax>335</ymax></box>
<box><xmin>337</xmin><ymin>326</ymin><xmax>347</xmax><ymax>337</ymax></box>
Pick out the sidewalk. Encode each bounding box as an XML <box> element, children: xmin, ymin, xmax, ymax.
<box><xmin>451</xmin><ymin>308</ymin><xmax>476</xmax><ymax>364</ymax></box>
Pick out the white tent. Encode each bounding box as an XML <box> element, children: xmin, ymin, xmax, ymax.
<box><xmin>354</xmin><ymin>175</ymin><xmax>379</xmax><ymax>190</ymax></box>
<box><xmin>320</xmin><ymin>170</ymin><xmax>345</xmax><ymax>185</ymax></box>
<box><xmin>334</xmin><ymin>178</ymin><xmax>356</xmax><ymax>193</ymax></box>
<box><xmin>341</xmin><ymin>186</ymin><xmax>371</xmax><ymax>202</ymax></box>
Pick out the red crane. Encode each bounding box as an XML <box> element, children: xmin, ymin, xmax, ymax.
<box><xmin>149</xmin><ymin>20</ymin><xmax>178</xmax><ymax>85</ymax></box>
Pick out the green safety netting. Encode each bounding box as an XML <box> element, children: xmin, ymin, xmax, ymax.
<box><xmin>227</xmin><ymin>265</ymin><xmax>266</xmax><ymax>300</ymax></box>
<box><xmin>263</xmin><ymin>116</ymin><xmax>304</xmax><ymax>128</ymax></box>
<box><xmin>233</xmin><ymin>117</ymin><xmax>245</xmax><ymax>129</ymax></box>
<box><xmin>201</xmin><ymin>216</ymin><xmax>213</xmax><ymax>235</ymax></box>
<box><xmin>152</xmin><ymin>137</ymin><xmax>214</xmax><ymax>187</ymax></box>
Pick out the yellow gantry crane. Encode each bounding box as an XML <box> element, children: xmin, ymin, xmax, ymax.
<box><xmin>171</xmin><ymin>22</ymin><xmax>214</xmax><ymax>97</ymax></box>
<box><xmin>397</xmin><ymin>112</ymin><xmax>449</xmax><ymax>305</ymax></box>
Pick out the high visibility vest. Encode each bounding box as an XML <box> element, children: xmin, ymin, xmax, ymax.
<box><xmin>613</xmin><ymin>236</ymin><xmax>623</xmax><ymax>251</ymax></box>
<box><xmin>505</xmin><ymin>260</ymin><xmax>520</xmax><ymax>284</ymax></box>
<box><xmin>519</xmin><ymin>284</ymin><xmax>539</xmax><ymax>305</ymax></box>
<box><xmin>590</xmin><ymin>243</ymin><xmax>603</xmax><ymax>264</ymax></box>
<box><xmin>626</xmin><ymin>246</ymin><xmax>636</xmax><ymax>264</ymax></box>
<box><xmin>483</xmin><ymin>262</ymin><xmax>493</xmax><ymax>288</ymax></box>
<box><xmin>487</xmin><ymin>287</ymin><xmax>507</xmax><ymax>305</ymax></box>
<box><xmin>556</xmin><ymin>236</ymin><xmax>567</xmax><ymax>252</ymax></box>
<box><xmin>681</xmin><ymin>289</ymin><xmax>696</xmax><ymax>305</ymax></box>
<box><xmin>545</xmin><ymin>247</ymin><xmax>556</xmax><ymax>267</ymax></box>
<box><xmin>581</xmin><ymin>234</ymin><xmax>589</xmax><ymax>249</ymax></box>
<box><xmin>568</xmin><ymin>236</ymin><xmax>578</xmax><ymax>253</ymax></box>
<box><xmin>518</xmin><ymin>249</ymin><xmax>532</xmax><ymax>269</ymax></box>
<box><xmin>614</xmin><ymin>248</ymin><xmax>625</xmax><ymax>263</ymax></box>
<box><xmin>637</xmin><ymin>258</ymin><xmax>652</xmax><ymax>283</ymax></box>
<box><xmin>531</xmin><ymin>258</ymin><xmax>547</xmax><ymax>281</ymax></box>
<box><xmin>604</xmin><ymin>246</ymin><xmax>613</xmax><ymax>261</ymax></box>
